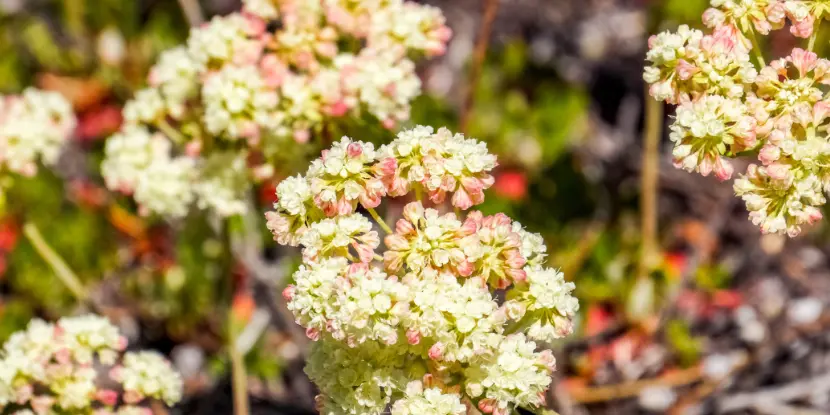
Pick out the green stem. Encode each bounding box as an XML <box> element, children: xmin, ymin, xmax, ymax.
<box><xmin>367</xmin><ymin>207</ymin><xmax>393</xmax><ymax>234</ymax></box>
<box><xmin>64</xmin><ymin>0</ymin><xmax>85</xmax><ymax>39</ymax></box>
<box><xmin>747</xmin><ymin>31</ymin><xmax>766</xmax><ymax>67</ymax></box>
<box><xmin>23</xmin><ymin>222</ymin><xmax>87</xmax><ymax>304</ymax></box>
<box><xmin>229</xmin><ymin>335</ymin><xmax>249</xmax><ymax>415</ymax></box>
<box><xmin>808</xmin><ymin>25</ymin><xmax>819</xmax><ymax>52</ymax></box>
<box><xmin>637</xmin><ymin>95</ymin><xmax>663</xmax><ymax>282</ymax></box>
<box><xmin>414</xmin><ymin>185</ymin><xmax>423</xmax><ymax>203</ymax></box>
<box><xmin>223</xmin><ymin>219</ymin><xmax>249</xmax><ymax>415</ymax></box>
<box><xmin>156</xmin><ymin>119</ymin><xmax>188</xmax><ymax>144</ymax></box>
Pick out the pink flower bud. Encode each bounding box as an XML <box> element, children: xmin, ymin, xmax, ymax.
<box><xmin>758</xmin><ymin>145</ymin><xmax>780</xmax><ymax>165</ymax></box>
<box><xmin>790</xmin><ymin>14</ymin><xmax>815</xmax><ymax>38</ymax></box>
<box><xmin>305</xmin><ymin>327</ymin><xmax>321</xmax><ymax>341</ymax></box>
<box><xmin>478</xmin><ymin>399</ymin><xmax>498</xmax><ymax>413</ymax></box>
<box><xmin>406</xmin><ymin>329</ymin><xmax>421</xmax><ymax>345</ymax></box>
<box><xmin>766</xmin><ymin>163</ymin><xmax>790</xmax><ymax>180</ymax></box>
<box><xmin>428</xmin><ymin>342</ymin><xmax>444</xmax><ymax>360</ymax></box>
<box><xmin>675</xmin><ymin>59</ymin><xmax>699</xmax><ymax>80</ymax></box>
<box><xmin>96</xmin><ymin>389</ymin><xmax>119</xmax><ymax>406</ymax></box>
<box><xmin>293</xmin><ymin>129</ymin><xmax>310</xmax><ymax>144</ymax></box>
<box><xmin>713</xmin><ymin>157</ymin><xmax>734</xmax><ymax>181</ymax></box>
<box><xmin>451</xmin><ymin>188</ymin><xmax>474</xmax><ymax>210</ymax></box>
<box><xmin>282</xmin><ymin>285</ymin><xmax>296</xmax><ymax>301</ymax></box>
<box><xmin>395</xmin><ymin>218</ymin><xmax>416</xmax><ymax>235</ymax></box>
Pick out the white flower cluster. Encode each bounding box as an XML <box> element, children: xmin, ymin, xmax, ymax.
<box><xmin>0</xmin><ymin>315</ymin><xmax>183</xmax><ymax>414</ymax></box>
<box><xmin>644</xmin><ymin>2</ymin><xmax>830</xmax><ymax>236</ymax></box>
<box><xmin>270</xmin><ymin>126</ymin><xmax>578</xmax><ymax>414</ymax></box>
<box><xmin>0</xmin><ymin>88</ymin><xmax>75</xmax><ymax>177</ymax></box>
<box><xmin>102</xmin><ymin>0</ymin><xmax>450</xmax><ymax>218</ymax></box>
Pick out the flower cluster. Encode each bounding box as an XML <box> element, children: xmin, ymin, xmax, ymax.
<box><xmin>0</xmin><ymin>314</ymin><xmax>183</xmax><ymax>414</ymax></box>
<box><xmin>645</xmin><ymin>0</ymin><xmax>830</xmax><ymax>236</ymax></box>
<box><xmin>0</xmin><ymin>88</ymin><xmax>75</xmax><ymax>178</ymax></box>
<box><xmin>102</xmin><ymin>0</ymin><xmax>451</xmax><ymax>218</ymax></box>
<box><xmin>268</xmin><ymin>126</ymin><xmax>578</xmax><ymax>414</ymax></box>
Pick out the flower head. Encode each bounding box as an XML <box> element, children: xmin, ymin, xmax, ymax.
<box><xmin>0</xmin><ymin>315</ymin><xmax>181</xmax><ymax>412</ymax></box>
<box><xmin>669</xmin><ymin>94</ymin><xmax>757</xmax><ymax>180</ymax></box>
<box><xmin>269</xmin><ymin>125</ymin><xmax>577</xmax><ymax>414</ymax></box>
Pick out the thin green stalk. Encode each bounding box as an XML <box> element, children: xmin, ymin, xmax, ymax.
<box><xmin>64</xmin><ymin>0</ymin><xmax>85</xmax><ymax>38</ymax></box>
<box><xmin>229</xmin><ymin>334</ymin><xmax>249</xmax><ymax>415</ymax></box>
<box><xmin>156</xmin><ymin>119</ymin><xmax>188</xmax><ymax>144</ymax></box>
<box><xmin>747</xmin><ymin>30</ymin><xmax>766</xmax><ymax>67</ymax></box>
<box><xmin>637</xmin><ymin>95</ymin><xmax>663</xmax><ymax>282</ymax></box>
<box><xmin>367</xmin><ymin>207</ymin><xmax>393</xmax><ymax>234</ymax></box>
<box><xmin>221</xmin><ymin>219</ymin><xmax>248</xmax><ymax>415</ymax></box>
<box><xmin>414</xmin><ymin>185</ymin><xmax>423</xmax><ymax>203</ymax></box>
<box><xmin>23</xmin><ymin>222</ymin><xmax>87</xmax><ymax>303</ymax></box>
<box><xmin>808</xmin><ymin>25</ymin><xmax>820</xmax><ymax>52</ymax></box>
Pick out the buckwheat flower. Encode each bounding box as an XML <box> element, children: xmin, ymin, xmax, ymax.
<box><xmin>266</xmin><ymin>175</ymin><xmax>322</xmax><ymax>246</ymax></box>
<box><xmin>243</xmin><ymin>0</ymin><xmax>279</xmax><ymax>19</ymax></box>
<box><xmin>332</xmin><ymin>263</ymin><xmax>410</xmax><ymax>345</ymax></box>
<box><xmin>306</xmin><ymin>339</ymin><xmax>408</xmax><ymax>415</ymax></box>
<box><xmin>422</xmin><ymin>128</ymin><xmax>498</xmax><ymax>208</ymax></box>
<box><xmin>463</xmin><ymin>334</ymin><xmax>553</xmax><ymax>412</ymax></box>
<box><xmin>461</xmin><ymin>212</ymin><xmax>529</xmax><ymax>288</ymax></box>
<box><xmin>512</xmin><ymin>221</ymin><xmax>548</xmax><ymax>266</ymax></box>
<box><xmin>115</xmin><ymin>351</ymin><xmax>183</xmax><ymax>405</ymax></box>
<box><xmin>0</xmin><ymin>88</ymin><xmax>76</xmax><ymax>176</ymax></box>
<box><xmin>271</xmin><ymin>125</ymin><xmax>577</xmax><ymax>414</ymax></box>
<box><xmin>702</xmin><ymin>0</ymin><xmax>785</xmax><ymax>35</ymax></box>
<box><xmin>102</xmin><ymin>126</ymin><xmax>174</xmax><ymax>194</ymax></box>
<box><xmin>405</xmin><ymin>274</ymin><xmax>501</xmax><ymax>362</ymax></box>
<box><xmin>202</xmin><ymin>65</ymin><xmax>280</xmax><ymax>140</ymax></box>
<box><xmin>669</xmin><ymin>95</ymin><xmax>757</xmax><ymax>180</ymax></box>
<box><xmin>384</xmin><ymin>202</ymin><xmax>473</xmax><ymax>277</ymax></box>
<box><xmin>377</xmin><ymin>125</ymin><xmax>439</xmax><ymax>196</ymax></box>
<box><xmin>506</xmin><ymin>266</ymin><xmax>579</xmax><ymax>343</ymax></box>
<box><xmin>193</xmin><ymin>151</ymin><xmax>249</xmax><ymax>217</ymax></box>
<box><xmin>348</xmin><ymin>50</ymin><xmax>421</xmax><ymax>126</ymax></box>
<box><xmin>123</xmin><ymin>88</ymin><xmax>166</xmax><ymax>124</ymax></box>
<box><xmin>734</xmin><ymin>163</ymin><xmax>825</xmax><ymax>235</ymax></box>
<box><xmin>369</xmin><ymin>1</ymin><xmax>453</xmax><ymax>57</ymax></box>
<box><xmin>132</xmin><ymin>156</ymin><xmax>197</xmax><ymax>218</ymax></box>
<box><xmin>187</xmin><ymin>13</ymin><xmax>264</xmax><ymax>68</ymax></box>
<box><xmin>783</xmin><ymin>0</ymin><xmax>825</xmax><ymax>37</ymax></box>
<box><xmin>300</xmin><ymin>213</ymin><xmax>380</xmax><ymax>263</ymax></box>
<box><xmin>0</xmin><ymin>315</ymin><xmax>182</xmax><ymax>413</ymax></box>
<box><xmin>285</xmin><ymin>258</ymin><xmax>345</xmax><ymax>339</ymax></box>
<box><xmin>148</xmin><ymin>47</ymin><xmax>200</xmax><ymax>117</ymax></box>
<box><xmin>755</xmin><ymin>48</ymin><xmax>830</xmax><ymax>132</ymax></box>
<box><xmin>391</xmin><ymin>382</ymin><xmax>466</xmax><ymax>415</ymax></box>
<box><xmin>58</xmin><ymin>314</ymin><xmax>126</xmax><ymax>365</ymax></box>
<box><xmin>307</xmin><ymin>137</ymin><xmax>388</xmax><ymax>216</ymax></box>
<box><xmin>644</xmin><ymin>25</ymin><xmax>756</xmax><ymax>103</ymax></box>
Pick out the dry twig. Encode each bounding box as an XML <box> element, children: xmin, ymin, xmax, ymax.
<box><xmin>459</xmin><ymin>0</ymin><xmax>500</xmax><ymax>134</ymax></box>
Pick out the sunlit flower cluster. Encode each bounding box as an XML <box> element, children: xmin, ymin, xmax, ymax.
<box><xmin>0</xmin><ymin>315</ymin><xmax>183</xmax><ymax>414</ymax></box>
<box><xmin>645</xmin><ymin>0</ymin><xmax>830</xmax><ymax>236</ymax></box>
<box><xmin>102</xmin><ymin>0</ymin><xmax>450</xmax><ymax>218</ymax></box>
<box><xmin>269</xmin><ymin>126</ymin><xmax>579</xmax><ymax>414</ymax></box>
<box><xmin>0</xmin><ymin>88</ymin><xmax>75</xmax><ymax>178</ymax></box>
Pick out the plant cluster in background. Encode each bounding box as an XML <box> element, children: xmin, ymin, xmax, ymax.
<box><xmin>101</xmin><ymin>0</ymin><xmax>451</xmax><ymax>218</ymax></box>
<box><xmin>0</xmin><ymin>314</ymin><xmax>182</xmax><ymax>414</ymax></box>
<box><xmin>268</xmin><ymin>125</ymin><xmax>579</xmax><ymax>414</ymax></box>
<box><xmin>645</xmin><ymin>0</ymin><xmax>830</xmax><ymax>236</ymax></box>
<box><xmin>0</xmin><ymin>88</ymin><xmax>76</xmax><ymax>211</ymax></box>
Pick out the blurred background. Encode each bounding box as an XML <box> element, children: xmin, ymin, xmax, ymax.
<box><xmin>3</xmin><ymin>0</ymin><xmax>830</xmax><ymax>414</ymax></box>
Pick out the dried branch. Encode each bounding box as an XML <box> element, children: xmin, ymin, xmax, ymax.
<box><xmin>177</xmin><ymin>0</ymin><xmax>205</xmax><ymax>27</ymax></box>
<box><xmin>459</xmin><ymin>0</ymin><xmax>500</xmax><ymax>134</ymax></box>
<box><xmin>719</xmin><ymin>372</ymin><xmax>830</xmax><ymax>413</ymax></box>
